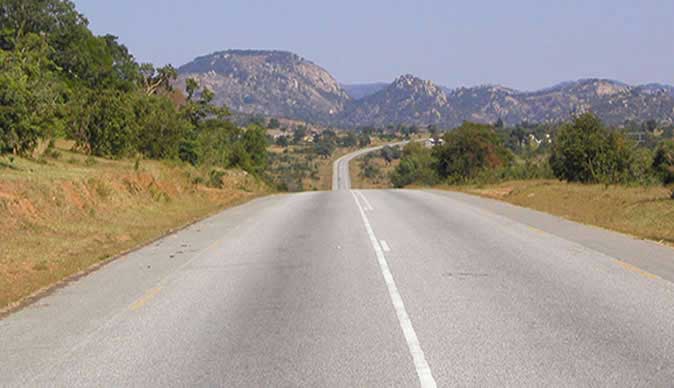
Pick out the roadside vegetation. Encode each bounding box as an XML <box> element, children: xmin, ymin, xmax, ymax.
<box><xmin>0</xmin><ymin>0</ymin><xmax>276</xmax><ymax>310</ymax></box>
<box><xmin>267</xmin><ymin>126</ymin><xmax>401</xmax><ymax>191</ymax></box>
<box><xmin>0</xmin><ymin>142</ymin><xmax>269</xmax><ymax>310</ymax></box>
<box><xmin>353</xmin><ymin>114</ymin><xmax>674</xmax><ymax>244</ymax></box>
<box><xmin>0</xmin><ymin>0</ymin><xmax>268</xmax><ymax>175</ymax></box>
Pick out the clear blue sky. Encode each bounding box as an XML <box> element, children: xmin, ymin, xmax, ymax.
<box><xmin>74</xmin><ymin>0</ymin><xmax>673</xmax><ymax>90</ymax></box>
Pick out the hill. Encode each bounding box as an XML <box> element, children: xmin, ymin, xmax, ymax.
<box><xmin>177</xmin><ymin>50</ymin><xmax>674</xmax><ymax>128</ymax></box>
<box><xmin>176</xmin><ymin>50</ymin><xmax>350</xmax><ymax>123</ymax></box>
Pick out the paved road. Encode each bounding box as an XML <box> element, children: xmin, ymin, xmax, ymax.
<box><xmin>332</xmin><ymin>142</ymin><xmax>406</xmax><ymax>191</ymax></box>
<box><xmin>2</xmin><ymin>146</ymin><xmax>674</xmax><ymax>386</ymax></box>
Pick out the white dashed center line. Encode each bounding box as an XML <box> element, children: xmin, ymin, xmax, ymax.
<box><xmin>351</xmin><ymin>190</ymin><xmax>436</xmax><ymax>388</ymax></box>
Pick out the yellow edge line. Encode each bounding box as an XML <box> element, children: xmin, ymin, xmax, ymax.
<box><xmin>129</xmin><ymin>287</ymin><xmax>162</xmax><ymax>311</ymax></box>
<box><xmin>614</xmin><ymin>260</ymin><xmax>660</xmax><ymax>280</ymax></box>
<box><xmin>525</xmin><ymin>225</ymin><xmax>660</xmax><ymax>281</ymax></box>
<box><xmin>127</xmin><ymin>231</ymin><xmax>226</xmax><ymax>312</ymax></box>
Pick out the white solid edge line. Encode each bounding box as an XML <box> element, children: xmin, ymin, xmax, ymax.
<box><xmin>380</xmin><ymin>240</ymin><xmax>391</xmax><ymax>252</ymax></box>
<box><xmin>351</xmin><ymin>191</ymin><xmax>437</xmax><ymax>388</ymax></box>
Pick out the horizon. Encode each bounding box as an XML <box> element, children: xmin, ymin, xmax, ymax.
<box><xmin>183</xmin><ymin>48</ymin><xmax>672</xmax><ymax>93</ymax></box>
<box><xmin>74</xmin><ymin>0</ymin><xmax>674</xmax><ymax>91</ymax></box>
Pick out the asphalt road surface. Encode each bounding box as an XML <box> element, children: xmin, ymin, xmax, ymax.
<box><xmin>2</xmin><ymin>146</ymin><xmax>674</xmax><ymax>387</ymax></box>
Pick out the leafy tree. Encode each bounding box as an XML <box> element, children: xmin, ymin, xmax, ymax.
<box><xmin>140</xmin><ymin>63</ymin><xmax>177</xmax><ymax>96</ymax></box>
<box><xmin>550</xmin><ymin>113</ymin><xmax>635</xmax><ymax>183</ymax></box>
<box><xmin>185</xmin><ymin>78</ymin><xmax>199</xmax><ymax>101</ymax></box>
<box><xmin>67</xmin><ymin>88</ymin><xmax>137</xmax><ymax>157</ymax></box>
<box><xmin>433</xmin><ymin>122</ymin><xmax>512</xmax><ymax>181</ymax></box>
<box><xmin>358</xmin><ymin>134</ymin><xmax>371</xmax><ymax>148</ymax></box>
<box><xmin>315</xmin><ymin>135</ymin><xmax>336</xmax><ymax>158</ymax></box>
<box><xmin>101</xmin><ymin>34</ymin><xmax>140</xmax><ymax>91</ymax></box>
<box><xmin>135</xmin><ymin>94</ymin><xmax>190</xmax><ymax>159</ymax></box>
<box><xmin>0</xmin><ymin>33</ymin><xmax>63</xmax><ymax>155</ymax></box>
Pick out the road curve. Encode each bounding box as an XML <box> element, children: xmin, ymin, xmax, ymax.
<box><xmin>332</xmin><ymin>141</ymin><xmax>408</xmax><ymax>191</ymax></box>
<box><xmin>1</xmin><ymin>147</ymin><xmax>674</xmax><ymax>386</ymax></box>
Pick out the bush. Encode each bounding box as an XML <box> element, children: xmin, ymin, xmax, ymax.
<box><xmin>380</xmin><ymin>145</ymin><xmax>401</xmax><ymax>164</ymax></box>
<box><xmin>390</xmin><ymin>142</ymin><xmax>438</xmax><ymax>187</ymax></box>
<box><xmin>550</xmin><ymin>113</ymin><xmax>635</xmax><ymax>184</ymax></box>
<box><xmin>433</xmin><ymin>122</ymin><xmax>512</xmax><ymax>182</ymax></box>
<box><xmin>361</xmin><ymin>160</ymin><xmax>381</xmax><ymax>179</ymax></box>
<box><xmin>208</xmin><ymin>169</ymin><xmax>226</xmax><ymax>188</ymax></box>
<box><xmin>653</xmin><ymin>140</ymin><xmax>674</xmax><ymax>185</ymax></box>
<box><xmin>68</xmin><ymin>89</ymin><xmax>138</xmax><ymax>158</ymax></box>
<box><xmin>135</xmin><ymin>95</ymin><xmax>190</xmax><ymax>160</ymax></box>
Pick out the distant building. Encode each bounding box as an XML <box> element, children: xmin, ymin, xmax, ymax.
<box><xmin>425</xmin><ymin>138</ymin><xmax>444</xmax><ymax>148</ymax></box>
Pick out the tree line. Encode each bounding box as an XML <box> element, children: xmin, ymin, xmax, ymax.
<box><xmin>0</xmin><ymin>0</ymin><xmax>267</xmax><ymax>175</ymax></box>
<box><xmin>391</xmin><ymin>113</ymin><xmax>674</xmax><ymax>195</ymax></box>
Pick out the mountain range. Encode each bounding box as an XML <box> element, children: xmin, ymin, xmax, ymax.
<box><xmin>176</xmin><ymin>50</ymin><xmax>674</xmax><ymax>128</ymax></box>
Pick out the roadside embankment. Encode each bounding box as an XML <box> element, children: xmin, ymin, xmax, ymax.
<box><xmin>0</xmin><ymin>149</ymin><xmax>270</xmax><ymax>310</ymax></box>
<box><xmin>438</xmin><ymin>180</ymin><xmax>674</xmax><ymax>246</ymax></box>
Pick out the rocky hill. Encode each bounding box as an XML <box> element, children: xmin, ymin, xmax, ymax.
<box><xmin>176</xmin><ymin>50</ymin><xmax>350</xmax><ymax>123</ymax></box>
<box><xmin>340</xmin><ymin>75</ymin><xmax>456</xmax><ymax>127</ymax></box>
<box><xmin>341</xmin><ymin>83</ymin><xmax>389</xmax><ymax>100</ymax></box>
<box><xmin>177</xmin><ymin>50</ymin><xmax>674</xmax><ymax>128</ymax></box>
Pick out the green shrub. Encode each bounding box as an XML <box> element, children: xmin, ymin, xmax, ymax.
<box><xmin>390</xmin><ymin>142</ymin><xmax>438</xmax><ymax>187</ymax></box>
<box><xmin>208</xmin><ymin>169</ymin><xmax>226</xmax><ymax>188</ymax></box>
<box><xmin>653</xmin><ymin>140</ymin><xmax>674</xmax><ymax>184</ymax></box>
<box><xmin>433</xmin><ymin>122</ymin><xmax>512</xmax><ymax>182</ymax></box>
<box><xmin>361</xmin><ymin>160</ymin><xmax>381</xmax><ymax>179</ymax></box>
<box><xmin>68</xmin><ymin>89</ymin><xmax>138</xmax><ymax>158</ymax></box>
<box><xmin>549</xmin><ymin>113</ymin><xmax>635</xmax><ymax>184</ymax></box>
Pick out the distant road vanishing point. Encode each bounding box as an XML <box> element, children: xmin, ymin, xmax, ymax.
<box><xmin>2</xmin><ymin>145</ymin><xmax>674</xmax><ymax>386</ymax></box>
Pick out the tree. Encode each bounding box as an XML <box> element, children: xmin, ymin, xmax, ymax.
<box><xmin>358</xmin><ymin>134</ymin><xmax>371</xmax><ymax>148</ymax></box>
<box><xmin>550</xmin><ymin>113</ymin><xmax>634</xmax><ymax>183</ymax></box>
<box><xmin>140</xmin><ymin>63</ymin><xmax>177</xmax><ymax>96</ymax></box>
<box><xmin>275</xmin><ymin>135</ymin><xmax>289</xmax><ymax>147</ymax></box>
<box><xmin>380</xmin><ymin>145</ymin><xmax>400</xmax><ymax>165</ymax></box>
<box><xmin>135</xmin><ymin>95</ymin><xmax>190</xmax><ymax>160</ymax></box>
<box><xmin>433</xmin><ymin>122</ymin><xmax>512</xmax><ymax>181</ymax></box>
<box><xmin>185</xmin><ymin>78</ymin><xmax>199</xmax><ymax>101</ymax></box>
<box><xmin>67</xmin><ymin>88</ymin><xmax>137</xmax><ymax>157</ymax></box>
<box><xmin>339</xmin><ymin>132</ymin><xmax>358</xmax><ymax>147</ymax></box>
<box><xmin>653</xmin><ymin>140</ymin><xmax>674</xmax><ymax>185</ymax></box>
<box><xmin>101</xmin><ymin>34</ymin><xmax>140</xmax><ymax>91</ymax></box>
<box><xmin>240</xmin><ymin>125</ymin><xmax>268</xmax><ymax>174</ymax></box>
<box><xmin>267</xmin><ymin>118</ymin><xmax>280</xmax><ymax>129</ymax></box>
<box><xmin>292</xmin><ymin>126</ymin><xmax>307</xmax><ymax>144</ymax></box>
<box><xmin>0</xmin><ymin>33</ymin><xmax>63</xmax><ymax>155</ymax></box>
<box><xmin>643</xmin><ymin>119</ymin><xmax>658</xmax><ymax>133</ymax></box>
<box><xmin>390</xmin><ymin>142</ymin><xmax>437</xmax><ymax>187</ymax></box>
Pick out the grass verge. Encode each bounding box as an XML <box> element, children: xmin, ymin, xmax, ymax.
<box><xmin>437</xmin><ymin>180</ymin><xmax>674</xmax><ymax>246</ymax></box>
<box><xmin>0</xmin><ymin>147</ymin><xmax>270</xmax><ymax>311</ymax></box>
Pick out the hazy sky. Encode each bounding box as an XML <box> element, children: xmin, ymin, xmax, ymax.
<box><xmin>74</xmin><ymin>0</ymin><xmax>673</xmax><ymax>90</ymax></box>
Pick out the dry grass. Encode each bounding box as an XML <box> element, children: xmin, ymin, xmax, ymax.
<box><xmin>350</xmin><ymin>156</ymin><xmax>399</xmax><ymax>189</ymax></box>
<box><xmin>440</xmin><ymin>180</ymin><xmax>674</xmax><ymax>245</ymax></box>
<box><xmin>0</xmin><ymin>147</ymin><xmax>270</xmax><ymax>310</ymax></box>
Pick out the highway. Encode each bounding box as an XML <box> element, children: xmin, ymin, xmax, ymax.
<box><xmin>1</xmin><ymin>146</ymin><xmax>674</xmax><ymax>386</ymax></box>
